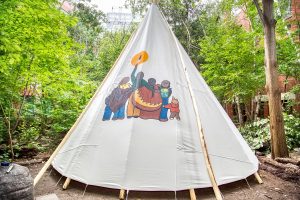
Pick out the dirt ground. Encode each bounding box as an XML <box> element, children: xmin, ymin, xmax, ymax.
<box><xmin>29</xmin><ymin>162</ymin><xmax>300</xmax><ymax>200</ymax></box>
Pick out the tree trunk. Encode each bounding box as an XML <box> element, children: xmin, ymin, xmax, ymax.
<box><xmin>254</xmin><ymin>94</ymin><xmax>261</xmax><ymax>121</ymax></box>
<box><xmin>235</xmin><ymin>96</ymin><xmax>244</xmax><ymax>125</ymax></box>
<box><xmin>8</xmin><ymin>115</ymin><xmax>14</xmax><ymax>159</ymax></box>
<box><xmin>262</xmin><ymin>0</ymin><xmax>288</xmax><ymax>158</ymax></box>
<box><xmin>0</xmin><ymin>104</ymin><xmax>14</xmax><ymax>159</ymax></box>
<box><xmin>250</xmin><ymin>97</ymin><xmax>255</xmax><ymax>121</ymax></box>
<box><xmin>245</xmin><ymin>101</ymin><xmax>251</xmax><ymax>122</ymax></box>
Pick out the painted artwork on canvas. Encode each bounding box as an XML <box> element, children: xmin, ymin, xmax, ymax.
<box><xmin>102</xmin><ymin>51</ymin><xmax>180</xmax><ymax>122</ymax></box>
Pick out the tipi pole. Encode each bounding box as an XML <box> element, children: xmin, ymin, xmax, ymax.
<box><xmin>254</xmin><ymin>172</ymin><xmax>263</xmax><ymax>184</ymax></box>
<box><xmin>164</xmin><ymin>12</ymin><xmax>223</xmax><ymax>200</ymax></box>
<box><xmin>63</xmin><ymin>177</ymin><xmax>71</xmax><ymax>190</ymax></box>
<box><xmin>119</xmin><ymin>189</ymin><xmax>126</xmax><ymax>200</ymax></box>
<box><xmin>33</xmin><ymin>28</ymin><xmax>139</xmax><ymax>187</ymax></box>
<box><xmin>189</xmin><ymin>189</ymin><xmax>197</xmax><ymax>200</ymax></box>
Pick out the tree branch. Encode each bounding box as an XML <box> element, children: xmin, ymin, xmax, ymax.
<box><xmin>253</xmin><ymin>0</ymin><xmax>265</xmax><ymax>25</ymax></box>
<box><xmin>0</xmin><ymin>103</ymin><xmax>9</xmax><ymax>128</ymax></box>
<box><xmin>11</xmin><ymin>54</ymin><xmax>35</xmax><ymax>135</ymax></box>
<box><xmin>1</xmin><ymin>103</ymin><xmax>14</xmax><ymax>159</ymax></box>
<box><xmin>11</xmin><ymin>80</ymin><xmax>29</xmax><ymax>135</ymax></box>
<box><xmin>182</xmin><ymin>20</ymin><xmax>191</xmax><ymax>54</ymax></box>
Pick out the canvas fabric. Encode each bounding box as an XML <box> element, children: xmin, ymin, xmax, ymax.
<box><xmin>52</xmin><ymin>4</ymin><xmax>258</xmax><ymax>191</ymax></box>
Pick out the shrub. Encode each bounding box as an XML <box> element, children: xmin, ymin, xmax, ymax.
<box><xmin>239</xmin><ymin>113</ymin><xmax>300</xmax><ymax>152</ymax></box>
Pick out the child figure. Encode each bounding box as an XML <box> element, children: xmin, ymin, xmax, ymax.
<box><xmin>159</xmin><ymin>80</ymin><xmax>172</xmax><ymax>122</ymax></box>
<box><xmin>164</xmin><ymin>97</ymin><xmax>180</xmax><ymax>121</ymax></box>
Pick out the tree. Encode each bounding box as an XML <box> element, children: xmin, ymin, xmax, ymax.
<box><xmin>276</xmin><ymin>10</ymin><xmax>300</xmax><ymax>81</ymax></box>
<box><xmin>96</xmin><ymin>31</ymin><xmax>132</xmax><ymax>81</ymax></box>
<box><xmin>0</xmin><ymin>0</ymin><xmax>135</xmax><ymax>160</ymax></box>
<box><xmin>68</xmin><ymin>1</ymin><xmax>106</xmax><ymax>81</ymax></box>
<box><xmin>0</xmin><ymin>0</ymin><xmax>90</xmax><ymax>158</ymax></box>
<box><xmin>126</xmin><ymin>0</ymin><xmax>205</xmax><ymax>66</ymax></box>
<box><xmin>199</xmin><ymin>3</ymin><xmax>264</xmax><ymax>125</ymax></box>
<box><xmin>253</xmin><ymin>0</ymin><xmax>289</xmax><ymax>158</ymax></box>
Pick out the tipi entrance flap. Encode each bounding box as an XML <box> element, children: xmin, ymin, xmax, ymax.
<box><xmin>50</xmin><ymin>4</ymin><xmax>258</xmax><ymax>191</ymax></box>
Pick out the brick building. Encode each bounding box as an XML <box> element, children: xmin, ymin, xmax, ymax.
<box><xmin>225</xmin><ymin>75</ymin><xmax>299</xmax><ymax>121</ymax></box>
<box><xmin>285</xmin><ymin>0</ymin><xmax>300</xmax><ymax>42</ymax></box>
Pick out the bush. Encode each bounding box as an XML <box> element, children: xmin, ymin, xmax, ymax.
<box><xmin>284</xmin><ymin>113</ymin><xmax>300</xmax><ymax>150</ymax></box>
<box><xmin>239</xmin><ymin>113</ymin><xmax>300</xmax><ymax>152</ymax></box>
<box><xmin>239</xmin><ymin>118</ymin><xmax>270</xmax><ymax>152</ymax></box>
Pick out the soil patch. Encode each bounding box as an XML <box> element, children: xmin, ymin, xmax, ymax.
<box><xmin>29</xmin><ymin>162</ymin><xmax>300</xmax><ymax>200</ymax></box>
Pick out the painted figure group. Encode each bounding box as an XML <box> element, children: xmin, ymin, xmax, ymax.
<box><xmin>102</xmin><ymin>66</ymin><xmax>180</xmax><ymax>122</ymax></box>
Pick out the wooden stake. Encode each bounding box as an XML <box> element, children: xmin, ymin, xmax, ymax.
<box><xmin>254</xmin><ymin>172</ymin><xmax>263</xmax><ymax>184</ymax></box>
<box><xmin>119</xmin><ymin>189</ymin><xmax>126</xmax><ymax>200</ymax></box>
<box><xmin>189</xmin><ymin>189</ymin><xmax>197</xmax><ymax>200</ymax></box>
<box><xmin>164</xmin><ymin>12</ymin><xmax>223</xmax><ymax>200</ymax></box>
<box><xmin>33</xmin><ymin>27</ymin><xmax>140</xmax><ymax>187</ymax></box>
<box><xmin>63</xmin><ymin>177</ymin><xmax>71</xmax><ymax>190</ymax></box>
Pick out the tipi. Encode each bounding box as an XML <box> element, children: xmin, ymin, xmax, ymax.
<box><xmin>34</xmin><ymin>1</ymin><xmax>262</xmax><ymax>199</ymax></box>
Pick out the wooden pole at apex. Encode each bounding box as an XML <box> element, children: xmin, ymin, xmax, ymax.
<box><xmin>33</xmin><ymin>27</ymin><xmax>139</xmax><ymax>187</ymax></box>
<box><xmin>163</xmin><ymin>11</ymin><xmax>223</xmax><ymax>200</ymax></box>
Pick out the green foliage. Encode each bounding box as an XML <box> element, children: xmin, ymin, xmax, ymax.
<box><xmin>277</xmin><ymin>36</ymin><xmax>300</xmax><ymax>78</ymax></box>
<box><xmin>69</xmin><ymin>0</ymin><xmax>106</xmax><ymax>74</ymax></box>
<box><xmin>284</xmin><ymin>113</ymin><xmax>300</xmax><ymax>149</ymax></box>
<box><xmin>97</xmin><ymin>31</ymin><xmax>132</xmax><ymax>80</ymax></box>
<box><xmin>240</xmin><ymin>113</ymin><xmax>300</xmax><ymax>151</ymax></box>
<box><xmin>0</xmin><ymin>0</ymin><xmax>83</xmax><ymax>156</ymax></box>
<box><xmin>73</xmin><ymin>2</ymin><xmax>106</xmax><ymax>33</ymax></box>
<box><xmin>0</xmin><ymin>0</ymin><xmax>132</xmax><ymax>158</ymax></box>
<box><xmin>126</xmin><ymin>0</ymin><xmax>205</xmax><ymax>65</ymax></box>
<box><xmin>127</xmin><ymin>0</ymin><xmax>298</xmax><ymax>104</ymax></box>
<box><xmin>0</xmin><ymin>152</ymin><xmax>10</xmax><ymax>162</ymax></box>
<box><xmin>0</xmin><ymin>0</ymin><xmax>298</xmax><ymax>160</ymax></box>
<box><xmin>239</xmin><ymin>119</ymin><xmax>270</xmax><ymax>151</ymax></box>
<box><xmin>0</xmin><ymin>116</ymin><xmax>6</xmax><ymax>144</ymax></box>
<box><xmin>199</xmin><ymin>11</ymin><xmax>264</xmax><ymax>102</ymax></box>
<box><xmin>237</xmin><ymin>0</ymin><xmax>300</xmax><ymax>80</ymax></box>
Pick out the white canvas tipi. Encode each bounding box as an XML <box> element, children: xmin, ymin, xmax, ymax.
<box><xmin>35</xmin><ymin>2</ymin><xmax>260</xmax><ymax>199</ymax></box>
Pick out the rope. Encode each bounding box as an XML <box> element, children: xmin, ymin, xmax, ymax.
<box><xmin>82</xmin><ymin>184</ymin><xmax>88</xmax><ymax>197</ymax></box>
<box><xmin>54</xmin><ymin>175</ymin><xmax>63</xmax><ymax>187</ymax></box>
<box><xmin>125</xmin><ymin>190</ymin><xmax>130</xmax><ymax>200</ymax></box>
<box><xmin>48</xmin><ymin>168</ymin><xmax>53</xmax><ymax>176</ymax></box>
<box><xmin>245</xmin><ymin>178</ymin><xmax>252</xmax><ymax>190</ymax></box>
